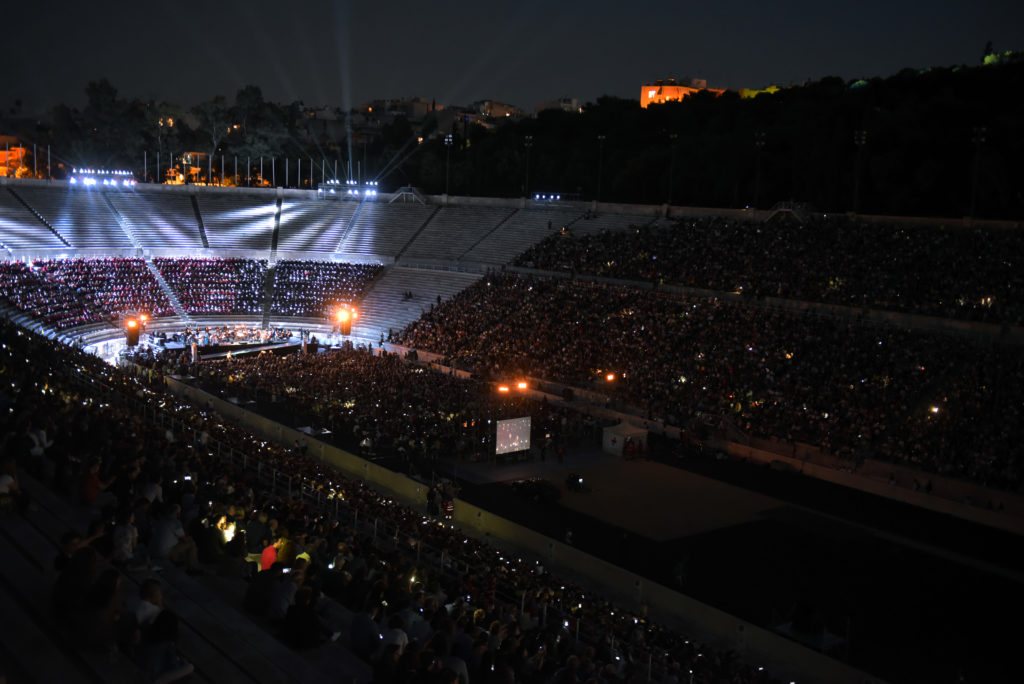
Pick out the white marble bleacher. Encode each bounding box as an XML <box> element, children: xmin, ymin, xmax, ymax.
<box><xmin>337</xmin><ymin>202</ymin><xmax>436</xmax><ymax>257</ymax></box>
<box><xmin>107</xmin><ymin>188</ymin><xmax>203</xmax><ymax>249</ymax></box>
<box><xmin>197</xmin><ymin>193</ymin><xmax>276</xmax><ymax>250</ymax></box>
<box><xmin>353</xmin><ymin>266</ymin><xmax>482</xmax><ymax>342</ymax></box>
<box><xmin>401</xmin><ymin>206</ymin><xmax>512</xmax><ymax>262</ymax></box>
<box><xmin>0</xmin><ymin>189</ymin><xmax>68</xmax><ymax>249</ymax></box>
<box><xmin>16</xmin><ymin>185</ymin><xmax>134</xmax><ymax>248</ymax></box>
<box><xmin>568</xmin><ymin>212</ymin><xmax>647</xmax><ymax>237</ymax></box>
<box><xmin>277</xmin><ymin>199</ymin><xmax>359</xmax><ymax>254</ymax></box>
<box><xmin>461</xmin><ymin>208</ymin><xmax>579</xmax><ymax>265</ymax></box>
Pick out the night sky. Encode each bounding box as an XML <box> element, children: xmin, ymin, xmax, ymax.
<box><xmin>6</xmin><ymin>0</ymin><xmax>1022</xmax><ymax>114</ymax></box>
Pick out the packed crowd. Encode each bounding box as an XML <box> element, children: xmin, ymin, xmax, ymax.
<box><xmin>0</xmin><ymin>258</ymin><xmax>172</xmax><ymax>329</ymax></box>
<box><xmin>153</xmin><ymin>257</ymin><xmax>266</xmax><ymax>314</ymax></box>
<box><xmin>397</xmin><ymin>273</ymin><xmax>1024</xmax><ymax>490</ymax></box>
<box><xmin>170</xmin><ymin>346</ymin><xmax>587</xmax><ymax>466</ymax></box>
<box><xmin>516</xmin><ymin>216</ymin><xmax>1024</xmax><ymax>325</ymax></box>
<box><xmin>271</xmin><ymin>260</ymin><xmax>384</xmax><ymax>318</ymax></box>
<box><xmin>0</xmin><ymin>260</ymin><xmax>104</xmax><ymax>328</ymax></box>
<box><xmin>0</xmin><ymin>318</ymin><xmax>779</xmax><ymax>684</ymax></box>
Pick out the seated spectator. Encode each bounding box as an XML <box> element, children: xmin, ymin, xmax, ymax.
<box><xmin>152</xmin><ymin>504</ymin><xmax>201</xmax><ymax>574</ymax></box>
<box><xmin>81</xmin><ymin>459</ymin><xmax>117</xmax><ymax>509</ymax></box>
<box><xmin>0</xmin><ymin>455</ymin><xmax>31</xmax><ymax>514</ymax></box>
<box><xmin>136</xmin><ymin>579</ymin><xmax>194</xmax><ymax>683</ymax></box>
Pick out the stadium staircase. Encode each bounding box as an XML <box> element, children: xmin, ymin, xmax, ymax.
<box><xmin>260</xmin><ymin>263</ymin><xmax>277</xmax><ymax>328</ymax></box>
<box><xmin>353</xmin><ymin>265</ymin><xmax>482</xmax><ymax>343</ymax></box>
<box><xmin>144</xmin><ymin>259</ymin><xmax>190</xmax><ymax>320</ymax></box>
<box><xmin>191</xmin><ymin>195</ymin><xmax>211</xmax><ymax>248</ymax></box>
<box><xmin>6</xmin><ymin>187</ymin><xmax>72</xmax><ymax>247</ymax></box>
<box><xmin>269</xmin><ymin>196</ymin><xmax>283</xmax><ymax>263</ymax></box>
<box><xmin>392</xmin><ymin>206</ymin><xmax>441</xmax><ymax>261</ymax></box>
<box><xmin>459</xmin><ymin>207</ymin><xmax>572</xmax><ymax>265</ymax></box>
<box><xmin>100</xmin><ymin>192</ymin><xmax>142</xmax><ymax>248</ymax></box>
<box><xmin>457</xmin><ymin>207</ymin><xmax>519</xmax><ymax>261</ymax></box>
<box><xmin>332</xmin><ymin>200</ymin><xmax>365</xmax><ymax>253</ymax></box>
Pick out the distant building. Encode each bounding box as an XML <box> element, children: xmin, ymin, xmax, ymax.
<box><xmin>359</xmin><ymin>97</ymin><xmax>437</xmax><ymax>122</ymax></box>
<box><xmin>534</xmin><ymin>97</ymin><xmax>581</xmax><ymax>115</ymax></box>
<box><xmin>639</xmin><ymin>79</ymin><xmax>724</xmax><ymax>108</ymax></box>
<box><xmin>473</xmin><ymin>100</ymin><xmax>523</xmax><ymax>120</ymax></box>
<box><xmin>0</xmin><ymin>135</ymin><xmax>26</xmax><ymax>177</ymax></box>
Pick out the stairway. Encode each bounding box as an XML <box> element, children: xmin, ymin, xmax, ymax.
<box><xmin>260</xmin><ymin>264</ymin><xmax>276</xmax><ymax>328</ymax></box>
<box><xmin>393</xmin><ymin>205</ymin><xmax>441</xmax><ymax>261</ymax></box>
<box><xmin>144</xmin><ymin>259</ymin><xmax>189</xmax><ymax>319</ymax></box>
<box><xmin>100</xmin><ymin>193</ymin><xmax>141</xmax><ymax>248</ymax></box>
<box><xmin>190</xmin><ymin>195</ymin><xmax>210</xmax><ymax>248</ymax></box>
<box><xmin>6</xmin><ymin>187</ymin><xmax>71</xmax><ymax>246</ymax></box>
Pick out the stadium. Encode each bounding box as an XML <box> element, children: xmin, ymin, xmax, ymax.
<box><xmin>2</xmin><ymin>174</ymin><xmax>1023</xmax><ymax>684</ymax></box>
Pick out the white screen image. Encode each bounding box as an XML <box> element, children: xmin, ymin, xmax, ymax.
<box><xmin>496</xmin><ymin>417</ymin><xmax>531</xmax><ymax>455</ymax></box>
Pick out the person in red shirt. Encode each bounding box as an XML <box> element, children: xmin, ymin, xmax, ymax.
<box><xmin>260</xmin><ymin>536</ymin><xmax>284</xmax><ymax>571</ymax></box>
<box><xmin>81</xmin><ymin>460</ymin><xmax>117</xmax><ymax>508</ymax></box>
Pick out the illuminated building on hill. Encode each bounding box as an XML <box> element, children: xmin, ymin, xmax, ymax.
<box><xmin>640</xmin><ymin>78</ymin><xmax>724</xmax><ymax>108</ymax></box>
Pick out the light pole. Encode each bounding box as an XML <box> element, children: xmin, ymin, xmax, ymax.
<box><xmin>444</xmin><ymin>133</ymin><xmax>453</xmax><ymax>199</ymax></box>
<box><xmin>523</xmin><ymin>135</ymin><xmax>533</xmax><ymax>197</ymax></box>
<box><xmin>971</xmin><ymin>126</ymin><xmax>986</xmax><ymax>218</ymax></box>
<box><xmin>752</xmin><ymin>130</ymin><xmax>765</xmax><ymax>209</ymax></box>
<box><xmin>852</xmin><ymin>130</ymin><xmax>868</xmax><ymax>214</ymax></box>
<box><xmin>596</xmin><ymin>134</ymin><xmax>606</xmax><ymax>202</ymax></box>
<box><xmin>667</xmin><ymin>132</ymin><xmax>679</xmax><ymax>205</ymax></box>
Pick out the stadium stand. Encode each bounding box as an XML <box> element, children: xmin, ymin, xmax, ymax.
<box><xmin>14</xmin><ymin>185</ymin><xmax>134</xmax><ymax>249</ymax></box>
<box><xmin>154</xmin><ymin>257</ymin><xmax>266</xmax><ymax>314</ymax></box>
<box><xmin>460</xmin><ymin>207</ymin><xmax>577</xmax><ymax>265</ymax></box>
<box><xmin>196</xmin><ymin>194</ymin><xmax>276</xmax><ymax>251</ymax></box>
<box><xmin>0</xmin><ymin>187</ymin><xmax>68</xmax><ymax>249</ymax></box>
<box><xmin>270</xmin><ymin>260</ymin><xmax>383</xmax><ymax>318</ymax></box>
<box><xmin>517</xmin><ymin>215</ymin><xmax>1024</xmax><ymax>325</ymax></box>
<box><xmin>396</xmin><ymin>272</ymin><xmax>1024</xmax><ymax>490</ymax></box>
<box><xmin>338</xmin><ymin>202</ymin><xmax>437</xmax><ymax>257</ymax></box>
<box><xmin>106</xmin><ymin>189</ymin><xmax>204</xmax><ymax>249</ymax></box>
<box><xmin>277</xmin><ymin>199</ymin><xmax>360</xmax><ymax>254</ymax></box>
<box><xmin>352</xmin><ymin>266</ymin><xmax>482</xmax><ymax>342</ymax></box>
<box><xmin>401</xmin><ymin>206</ymin><xmax>516</xmax><ymax>262</ymax></box>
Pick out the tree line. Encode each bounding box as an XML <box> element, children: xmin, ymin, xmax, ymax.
<box><xmin>3</xmin><ymin>58</ymin><xmax>1022</xmax><ymax>219</ymax></box>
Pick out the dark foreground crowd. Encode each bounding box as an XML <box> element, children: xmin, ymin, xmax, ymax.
<box><xmin>0</xmin><ymin>318</ymin><xmax>779</xmax><ymax>684</ymax></box>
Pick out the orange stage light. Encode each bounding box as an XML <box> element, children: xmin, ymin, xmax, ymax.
<box><xmin>606</xmin><ymin>373</ymin><xmax>616</xmax><ymax>382</ymax></box>
<box><xmin>516</xmin><ymin>381</ymin><xmax>528</xmax><ymax>390</ymax></box>
<box><xmin>337</xmin><ymin>309</ymin><xmax>350</xmax><ymax>322</ymax></box>
<box><xmin>139</xmin><ymin>313</ymin><xmax>148</xmax><ymax>322</ymax></box>
<box><xmin>126</xmin><ymin>319</ymin><xmax>137</xmax><ymax>328</ymax></box>
<box><xmin>497</xmin><ymin>385</ymin><xmax>510</xmax><ymax>393</ymax></box>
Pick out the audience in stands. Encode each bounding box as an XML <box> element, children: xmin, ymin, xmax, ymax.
<box><xmin>272</xmin><ymin>260</ymin><xmax>383</xmax><ymax>318</ymax></box>
<box><xmin>397</xmin><ymin>273</ymin><xmax>1023</xmax><ymax>489</ymax></box>
<box><xmin>153</xmin><ymin>257</ymin><xmax>266</xmax><ymax>315</ymax></box>
<box><xmin>1</xmin><ymin>318</ymin><xmax>778</xmax><ymax>684</ymax></box>
<box><xmin>0</xmin><ymin>258</ymin><xmax>171</xmax><ymax>329</ymax></box>
<box><xmin>517</xmin><ymin>216</ymin><xmax>1024</xmax><ymax>325</ymax></box>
